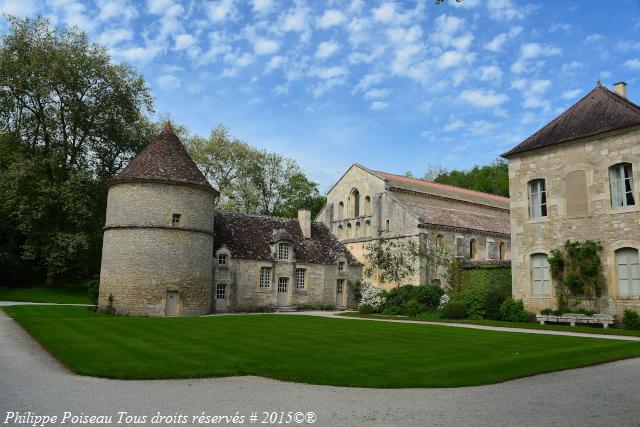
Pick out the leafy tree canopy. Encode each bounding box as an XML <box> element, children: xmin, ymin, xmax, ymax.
<box><xmin>422</xmin><ymin>158</ymin><xmax>509</xmax><ymax>197</ymax></box>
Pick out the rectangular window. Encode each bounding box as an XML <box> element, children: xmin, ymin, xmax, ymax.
<box><xmin>528</xmin><ymin>180</ymin><xmax>547</xmax><ymax>218</ymax></box>
<box><xmin>295</xmin><ymin>269</ymin><xmax>306</xmax><ymax>289</ymax></box>
<box><xmin>610</xmin><ymin>163</ymin><xmax>635</xmax><ymax>208</ymax></box>
<box><xmin>616</xmin><ymin>248</ymin><xmax>640</xmax><ymax>296</ymax></box>
<box><xmin>217</xmin><ymin>254</ymin><xmax>227</xmax><ymax>265</ymax></box>
<box><xmin>277</xmin><ymin>242</ymin><xmax>289</xmax><ymax>260</ymax></box>
<box><xmin>338</xmin><ymin>261</ymin><xmax>345</xmax><ymax>271</ymax></box>
<box><xmin>385</xmin><ymin>219</ymin><xmax>390</xmax><ymax>231</ymax></box>
<box><xmin>259</xmin><ymin>267</ymin><xmax>271</xmax><ymax>288</ymax></box>
<box><xmin>172</xmin><ymin>213</ymin><xmax>181</xmax><ymax>226</ymax></box>
<box><xmin>531</xmin><ymin>253</ymin><xmax>551</xmax><ymax>295</ymax></box>
<box><xmin>336</xmin><ymin>279</ymin><xmax>344</xmax><ymax>294</ymax></box>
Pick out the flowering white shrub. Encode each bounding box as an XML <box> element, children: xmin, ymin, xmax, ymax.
<box><xmin>438</xmin><ymin>293</ymin><xmax>450</xmax><ymax>309</ymax></box>
<box><xmin>359</xmin><ymin>283</ymin><xmax>385</xmax><ymax>308</ymax></box>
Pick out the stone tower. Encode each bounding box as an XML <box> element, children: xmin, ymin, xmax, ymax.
<box><xmin>98</xmin><ymin>124</ymin><xmax>217</xmax><ymax>316</ymax></box>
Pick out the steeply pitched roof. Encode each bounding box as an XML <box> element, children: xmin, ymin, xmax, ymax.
<box><xmin>110</xmin><ymin>124</ymin><xmax>214</xmax><ymax>192</ymax></box>
<box><xmin>370</xmin><ymin>169</ymin><xmax>510</xmax><ymax>210</ymax></box>
<box><xmin>502</xmin><ymin>84</ymin><xmax>640</xmax><ymax>157</ymax></box>
<box><xmin>214</xmin><ymin>212</ymin><xmax>361</xmax><ymax>266</ymax></box>
<box><xmin>400</xmin><ymin>199</ymin><xmax>510</xmax><ymax>235</ymax></box>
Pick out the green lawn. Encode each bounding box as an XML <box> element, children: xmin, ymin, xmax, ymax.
<box><xmin>0</xmin><ymin>284</ymin><xmax>92</xmax><ymax>304</ymax></box>
<box><xmin>340</xmin><ymin>312</ymin><xmax>640</xmax><ymax>337</ymax></box>
<box><xmin>5</xmin><ymin>305</ymin><xmax>640</xmax><ymax>388</ymax></box>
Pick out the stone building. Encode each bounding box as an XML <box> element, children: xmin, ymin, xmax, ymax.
<box><xmin>502</xmin><ymin>82</ymin><xmax>640</xmax><ymax>316</ymax></box>
<box><xmin>99</xmin><ymin>125</ymin><xmax>360</xmax><ymax>316</ymax></box>
<box><xmin>317</xmin><ymin>164</ymin><xmax>511</xmax><ymax>289</ymax></box>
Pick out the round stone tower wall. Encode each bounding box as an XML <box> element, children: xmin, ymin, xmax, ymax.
<box><xmin>98</xmin><ymin>181</ymin><xmax>214</xmax><ymax>316</ymax></box>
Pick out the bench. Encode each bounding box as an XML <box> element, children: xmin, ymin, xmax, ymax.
<box><xmin>536</xmin><ymin>313</ymin><xmax>614</xmax><ymax>329</ymax></box>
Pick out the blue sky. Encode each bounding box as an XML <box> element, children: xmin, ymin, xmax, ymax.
<box><xmin>1</xmin><ymin>0</ymin><xmax>640</xmax><ymax>192</ymax></box>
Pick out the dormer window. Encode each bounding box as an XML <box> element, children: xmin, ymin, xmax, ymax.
<box><xmin>277</xmin><ymin>242</ymin><xmax>289</xmax><ymax>260</ymax></box>
<box><xmin>172</xmin><ymin>213</ymin><xmax>181</xmax><ymax>226</ymax></box>
<box><xmin>218</xmin><ymin>254</ymin><xmax>227</xmax><ymax>265</ymax></box>
<box><xmin>338</xmin><ymin>261</ymin><xmax>345</xmax><ymax>271</ymax></box>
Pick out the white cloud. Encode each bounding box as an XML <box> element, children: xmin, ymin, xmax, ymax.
<box><xmin>520</xmin><ymin>42</ymin><xmax>561</xmax><ymax>59</ymax></box>
<box><xmin>585</xmin><ymin>34</ymin><xmax>603</xmax><ymax>44</ymax></box>
<box><xmin>560</xmin><ymin>61</ymin><xmax>583</xmax><ymax>73</ymax></box>
<box><xmin>467</xmin><ymin>120</ymin><xmax>497</xmax><ymax>135</ymax></box>
<box><xmin>174</xmin><ymin>34</ymin><xmax>197</xmax><ymax>51</ymax></box>
<box><xmin>624</xmin><ymin>58</ymin><xmax>640</xmax><ymax>71</ymax></box>
<box><xmin>206</xmin><ymin>0</ymin><xmax>237</xmax><ymax>23</ymax></box>
<box><xmin>437</xmin><ymin>51</ymin><xmax>464</xmax><ymax>69</ymax></box>
<box><xmin>315</xmin><ymin>40</ymin><xmax>340</xmax><ymax>60</ymax></box>
<box><xmin>449</xmin><ymin>0</ymin><xmax>481</xmax><ymax>8</ymax></box>
<box><xmin>282</xmin><ymin>7</ymin><xmax>308</xmax><ymax>32</ymax></box>
<box><xmin>487</xmin><ymin>0</ymin><xmax>535</xmax><ymax>21</ymax></box>
<box><xmin>562</xmin><ymin>89</ymin><xmax>582</xmax><ymax>100</ymax></box>
<box><xmin>478</xmin><ymin>65</ymin><xmax>502</xmax><ymax>83</ymax></box>
<box><xmin>459</xmin><ymin>89</ymin><xmax>509</xmax><ymax>108</ymax></box>
<box><xmin>0</xmin><ymin>0</ymin><xmax>37</xmax><ymax>16</ymax></box>
<box><xmin>430</xmin><ymin>14</ymin><xmax>465</xmax><ymax>47</ymax></box>
<box><xmin>97</xmin><ymin>0</ymin><xmax>137</xmax><ymax>21</ymax></box>
<box><xmin>616</xmin><ymin>40</ymin><xmax>640</xmax><ymax>52</ymax></box>
<box><xmin>443</xmin><ymin>118</ymin><xmax>464</xmax><ymax>132</ymax></box>
<box><xmin>251</xmin><ymin>0</ymin><xmax>273</xmax><ymax>15</ymax></box>
<box><xmin>511</xmin><ymin>78</ymin><xmax>551</xmax><ymax>111</ymax></box>
<box><xmin>369</xmin><ymin>101</ymin><xmax>389</xmax><ymax>110</ymax></box>
<box><xmin>311</xmin><ymin>65</ymin><xmax>348</xmax><ymax>80</ymax></box>
<box><xmin>364</xmin><ymin>88</ymin><xmax>389</xmax><ymax>100</ymax></box>
<box><xmin>484</xmin><ymin>26</ymin><xmax>522</xmax><ymax>52</ymax></box>
<box><xmin>253</xmin><ymin>38</ymin><xmax>279</xmax><ymax>55</ymax></box>
<box><xmin>372</xmin><ymin>1</ymin><xmax>423</xmax><ymax>25</ymax></box>
<box><xmin>47</xmin><ymin>0</ymin><xmax>95</xmax><ymax>32</ymax></box>
<box><xmin>97</xmin><ymin>28</ymin><xmax>133</xmax><ymax>46</ymax></box>
<box><xmin>266</xmin><ymin>55</ymin><xmax>286</xmax><ymax>72</ymax></box>
<box><xmin>372</xmin><ymin>3</ymin><xmax>398</xmax><ymax>24</ymax></box>
<box><xmin>116</xmin><ymin>44</ymin><xmax>163</xmax><ymax>63</ymax></box>
<box><xmin>156</xmin><ymin>75</ymin><xmax>181</xmax><ymax>91</ymax></box>
<box><xmin>355</xmin><ymin>73</ymin><xmax>384</xmax><ymax>92</ymax></box>
<box><xmin>318</xmin><ymin>9</ymin><xmax>345</xmax><ymax>28</ymax></box>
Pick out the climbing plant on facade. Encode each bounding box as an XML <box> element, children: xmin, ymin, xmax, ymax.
<box><xmin>548</xmin><ymin>240</ymin><xmax>605</xmax><ymax>308</ymax></box>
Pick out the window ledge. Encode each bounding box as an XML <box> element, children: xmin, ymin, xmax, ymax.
<box><xmin>526</xmin><ymin>217</ymin><xmax>550</xmax><ymax>224</ymax></box>
<box><xmin>612</xmin><ymin>296</ymin><xmax>640</xmax><ymax>300</ymax></box>
<box><xmin>608</xmin><ymin>206</ymin><xmax>639</xmax><ymax>215</ymax></box>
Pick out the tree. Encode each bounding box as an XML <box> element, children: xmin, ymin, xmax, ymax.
<box><xmin>0</xmin><ymin>17</ymin><xmax>153</xmax><ymax>284</ymax></box>
<box><xmin>186</xmin><ymin>124</ymin><xmax>325</xmax><ymax>217</ymax></box>
<box><xmin>417</xmin><ymin>236</ymin><xmax>452</xmax><ymax>285</ymax></box>
<box><xmin>425</xmin><ymin>158</ymin><xmax>509</xmax><ymax>197</ymax></box>
<box><xmin>364</xmin><ymin>235</ymin><xmax>419</xmax><ymax>292</ymax></box>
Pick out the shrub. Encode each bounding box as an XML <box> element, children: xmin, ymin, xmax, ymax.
<box><xmin>622</xmin><ymin>309</ymin><xmax>640</xmax><ymax>330</ymax></box>
<box><xmin>358</xmin><ymin>304</ymin><xmax>374</xmax><ymax>314</ymax></box>
<box><xmin>86</xmin><ymin>279</ymin><xmax>99</xmax><ymax>305</ymax></box>
<box><xmin>540</xmin><ymin>308</ymin><xmax>553</xmax><ymax>315</ymax></box>
<box><xmin>444</xmin><ymin>301</ymin><xmax>467</xmax><ymax>319</ymax></box>
<box><xmin>415</xmin><ymin>284</ymin><xmax>445</xmax><ymax>309</ymax></box>
<box><xmin>499</xmin><ymin>298</ymin><xmax>530</xmax><ymax>323</ymax></box>
<box><xmin>405</xmin><ymin>298</ymin><xmax>427</xmax><ymax>317</ymax></box>
<box><xmin>360</xmin><ymin>283</ymin><xmax>385</xmax><ymax>310</ymax></box>
<box><xmin>318</xmin><ymin>304</ymin><xmax>336</xmax><ymax>311</ymax></box>
<box><xmin>382</xmin><ymin>306</ymin><xmax>402</xmax><ymax>316</ymax></box>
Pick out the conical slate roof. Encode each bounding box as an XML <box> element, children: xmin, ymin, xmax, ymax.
<box><xmin>502</xmin><ymin>84</ymin><xmax>640</xmax><ymax>157</ymax></box>
<box><xmin>110</xmin><ymin>124</ymin><xmax>214</xmax><ymax>192</ymax></box>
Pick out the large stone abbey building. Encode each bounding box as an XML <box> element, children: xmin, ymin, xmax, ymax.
<box><xmin>503</xmin><ymin>82</ymin><xmax>640</xmax><ymax>316</ymax></box>
<box><xmin>317</xmin><ymin>164</ymin><xmax>511</xmax><ymax>289</ymax></box>
<box><xmin>98</xmin><ymin>125</ymin><xmax>360</xmax><ymax>316</ymax></box>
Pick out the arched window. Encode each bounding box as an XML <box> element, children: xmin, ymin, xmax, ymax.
<box><xmin>469</xmin><ymin>238</ymin><xmax>478</xmax><ymax>260</ymax></box>
<box><xmin>528</xmin><ymin>179</ymin><xmax>547</xmax><ymax>218</ymax></box>
<box><xmin>365</xmin><ymin>220</ymin><xmax>371</xmax><ymax>236</ymax></box>
<box><xmin>355</xmin><ymin>221</ymin><xmax>361</xmax><ymax>237</ymax></box>
<box><xmin>346</xmin><ymin>222</ymin><xmax>352</xmax><ymax>238</ymax></box>
<box><xmin>337</xmin><ymin>224</ymin><xmax>343</xmax><ymax>239</ymax></box>
<box><xmin>499</xmin><ymin>242</ymin><xmax>507</xmax><ymax>260</ymax></box>
<box><xmin>364</xmin><ymin>196</ymin><xmax>371</xmax><ymax>215</ymax></box>
<box><xmin>615</xmin><ymin>248</ymin><xmax>640</xmax><ymax>296</ymax></box>
<box><xmin>531</xmin><ymin>253</ymin><xmax>551</xmax><ymax>295</ymax></box>
<box><xmin>338</xmin><ymin>201</ymin><xmax>344</xmax><ymax>219</ymax></box>
<box><xmin>350</xmin><ymin>189</ymin><xmax>360</xmax><ymax>217</ymax></box>
<box><xmin>609</xmin><ymin>163</ymin><xmax>635</xmax><ymax>208</ymax></box>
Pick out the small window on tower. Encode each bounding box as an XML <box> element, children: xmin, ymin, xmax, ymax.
<box><xmin>172</xmin><ymin>213</ymin><xmax>181</xmax><ymax>226</ymax></box>
<box><xmin>218</xmin><ymin>254</ymin><xmax>227</xmax><ymax>265</ymax></box>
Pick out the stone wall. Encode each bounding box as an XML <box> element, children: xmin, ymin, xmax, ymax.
<box><xmin>213</xmin><ymin>256</ymin><xmax>362</xmax><ymax>311</ymax></box>
<box><xmin>99</xmin><ymin>181</ymin><xmax>215</xmax><ymax>316</ymax></box>
<box><xmin>508</xmin><ymin>127</ymin><xmax>640</xmax><ymax>316</ymax></box>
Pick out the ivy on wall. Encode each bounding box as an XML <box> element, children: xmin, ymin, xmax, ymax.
<box><xmin>548</xmin><ymin>240</ymin><xmax>605</xmax><ymax>308</ymax></box>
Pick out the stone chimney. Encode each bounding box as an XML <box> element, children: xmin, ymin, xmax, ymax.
<box><xmin>614</xmin><ymin>81</ymin><xmax>628</xmax><ymax>99</ymax></box>
<box><xmin>298</xmin><ymin>208</ymin><xmax>311</xmax><ymax>239</ymax></box>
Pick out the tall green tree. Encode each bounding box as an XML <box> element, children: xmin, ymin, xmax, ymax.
<box><xmin>424</xmin><ymin>158</ymin><xmax>509</xmax><ymax>197</ymax></box>
<box><xmin>0</xmin><ymin>17</ymin><xmax>154</xmax><ymax>284</ymax></box>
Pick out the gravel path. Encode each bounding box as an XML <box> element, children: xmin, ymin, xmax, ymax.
<box><xmin>2</xmin><ymin>310</ymin><xmax>640</xmax><ymax>426</ymax></box>
<box><xmin>278</xmin><ymin>310</ymin><xmax>640</xmax><ymax>341</ymax></box>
